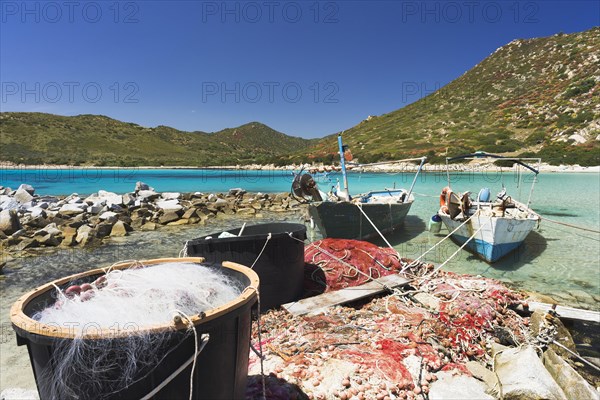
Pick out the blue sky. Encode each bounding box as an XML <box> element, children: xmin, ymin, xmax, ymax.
<box><xmin>1</xmin><ymin>1</ymin><xmax>598</xmax><ymax>138</ymax></box>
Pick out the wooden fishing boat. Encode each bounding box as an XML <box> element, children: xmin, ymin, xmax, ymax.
<box><xmin>437</xmin><ymin>152</ymin><xmax>541</xmax><ymax>262</ymax></box>
<box><xmin>292</xmin><ymin>134</ymin><xmax>426</xmax><ymax>240</ymax></box>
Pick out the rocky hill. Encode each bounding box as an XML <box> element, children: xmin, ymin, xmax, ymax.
<box><xmin>298</xmin><ymin>27</ymin><xmax>599</xmax><ymax>166</ymax></box>
<box><xmin>0</xmin><ymin>113</ymin><xmax>313</xmax><ymax>166</ymax></box>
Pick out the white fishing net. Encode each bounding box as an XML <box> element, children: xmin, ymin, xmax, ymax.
<box><xmin>31</xmin><ymin>261</ymin><xmax>245</xmax><ymax>399</ymax></box>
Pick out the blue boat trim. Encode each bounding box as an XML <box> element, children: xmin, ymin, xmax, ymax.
<box><xmin>452</xmin><ymin>235</ymin><xmax>524</xmax><ymax>262</ymax></box>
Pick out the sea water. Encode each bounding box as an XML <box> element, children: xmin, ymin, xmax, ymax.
<box><xmin>0</xmin><ymin>168</ymin><xmax>598</xmax><ymax>392</ymax></box>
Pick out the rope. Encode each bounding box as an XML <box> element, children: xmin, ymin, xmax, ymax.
<box><xmin>401</xmin><ymin>211</ymin><xmax>481</xmax><ymax>273</ymax></box>
<box><xmin>251</xmin><ymin>233</ymin><xmax>272</xmax><ymax>269</ymax></box>
<box><xmin>547</xmin><ymin>338</ymin><xmax>600</xmax><ymax>373</ymax></box>
<box><xmin>355</xmin><ymin>203</ymin><xmax>403</xmax><ymax>260</ymax></box>
<box><xmin>419</xmin><ymin>215</ymin><xmax>492</xmax><ymax>281</ymax></box>
<box><xmin>249</xmin><ymin>285</ymin><xmax>267</xmax><ymax>400</ymax></box>
<box><xmin>179</xmin><ymin>241</ymin><xmax>189</xmax><ymax>257</ymax></box>
<box><xmin>140</xmin><ymin>312</ymin><xmax>208</xmax><ymax>400</ymax></box>
<box><xmin>288</xmin><ymin>233</ymin><xmax>396</xmax><ymax>291</ymax></box>
<box><xmin>538</xmin><ymin>215</ymin><xmax>600</xmax><ymax>234</ymax></box>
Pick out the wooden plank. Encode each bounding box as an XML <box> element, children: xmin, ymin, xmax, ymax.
<box><xmin>282</xmin><ymin>274</ymin><xmax>410</xmax><ymax>316</ymax></box>
<box><xmin>526</xmin><ymin>301</ymin><xmax>600</xmax><ymax>323</ymax></box>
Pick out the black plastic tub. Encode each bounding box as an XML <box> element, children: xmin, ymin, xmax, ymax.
<box><xmin>186</xmin><ymin>223</ymin><xmax>306</xmax><ymax>311</ymax></box>
<box><xmin>10</xmin><ymin>258</ymin><xmax>259</xmax><ymax>400</ymax></box>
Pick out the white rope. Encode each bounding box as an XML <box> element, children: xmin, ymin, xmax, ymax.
<box><xmin>179</xmin><ymin>241</ymin><xmax>189</xmax><ymax>257</ymax></box>
<box><xmin>355</xmin><ymin>203</ymin><xmax>403</xmax><ymax>260</ymax></box>
<box><xmin>249</xmin><ymin>285</ymin><xmax>267</xmax><ymax>400</ymax></box>
<box><xmin>140</xmin><ymin>313</ymin><xmax>209</xmax><ymax>400</ymax></box>
<box><xmin>419</xmin><ymin>216</ymin><xmax>491</xmax><ymax>282</ymax></box>
<box><xmin>251</xmin><ymin>233</ymin><xmax>272</xmax><ymax>269</ymax></box>
<box><xmin>401</xmin><ymin>210</ymin><xmax>481</xmax><ymax>273</ymax></box>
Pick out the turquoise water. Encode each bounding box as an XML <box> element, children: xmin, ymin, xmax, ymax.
<box><xmin>0</xmin><ymin>168</ymin><xmax>598</xmax><ymax>391</ymax></box>
<box><xmin>1</xmin><ymin>167</ymin><xmax>598</xmax><ymax>306</ymax></box>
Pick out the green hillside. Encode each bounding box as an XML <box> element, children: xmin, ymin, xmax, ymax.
<box><xmin>0</xmin><ymin>113</ymin><xmax>313</xmax><ymax>166</ymax></box>
<box><xmin>1</xmin><ymin>28</ymin><xmax>598</xmax><ymax>167</ymax></box>
<box><xmin>296</xmin><ymin>27</ymin><xmax>599</xmax><ymax>166</ymax></box>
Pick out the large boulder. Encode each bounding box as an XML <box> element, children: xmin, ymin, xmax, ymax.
<box><xmin>110</xmin><ymin>220</ymin><xmax>130</xmax><ymax>237</ymax></box>
<box><xmin>158</xmin><ymin>211</ymin><xmax>180</xmax><ymax>224</ymax></box>
<box><xmin>156</xmin><ymin>199</ymin><xmax>183</xmax><ymax>213</ymax></box>
<box><xmin>429</xmin><ymin>371</ymin><xmax>494</xmax><ymax>400</ymax></box>
<box><xmin>0</xmin><ymin>209</ymin><xmax>22</xmax><ymax>235</ymax></box>
<box><xmin>17</xmin><ymin>184</ymin><xmax>35</xmax><ymax>195</ymax></box>
<box><xmin>137</xmin><ymin>190</ymin><xmax>160</xmax><ymax>201</ymax></box>
<box><xmin>14</xmin><ymin>187</ymin><xmax>34</xmax><ymax>204</ymax></box>
<box><xmin>75</xmin><ymin>225</ymin><xmax>96</xmax><ymax>246</ymax></box>
<box><xmin>0</xmin><ymin>196</ymin><xmax>19</xmax><ymax>211</ymax></box>
<box><xmin>543</xmin><ymin>349</ymin><xmax>598</xmax><ymax>400</ymax></box>
<box><xmin>495</xmin><ymin>346</ymin><xmax>567</xmax><ymax>400</ymax></box>
<box><xmin>84</xmin><ymin>190</ymin><xmax>123</xmax><ymax>207</ymax></box>
<box><xmin>58</xmin><ymin>203</ymin><xmax>86</xmax><ymax>216</ymax></box>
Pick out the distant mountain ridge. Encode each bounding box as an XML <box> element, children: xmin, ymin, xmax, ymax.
<box><xmin>298</xmin><ymin>27</ymin><xmax>599</xmax><ymax>166</ymax></box>
<box><xmin>0</xmin><ymin>113</ymin><xmax>313</xmax><ymax>166</ymax></box>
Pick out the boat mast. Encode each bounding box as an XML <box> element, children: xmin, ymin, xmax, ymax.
<box><xmin>337</xmin><ymin>133</ymin><xmax>350</xmax><ymax>200</ymax></box>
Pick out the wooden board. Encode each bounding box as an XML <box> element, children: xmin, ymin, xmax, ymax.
<box><xmin>525</xmin><ymin>301</ymin><xmax>600</xmax><ymax>323</ymax></box>
<box><xmin>282</xmin><ymin>274</ymin><xmax>410</xmax><ymax>316</ymax></box>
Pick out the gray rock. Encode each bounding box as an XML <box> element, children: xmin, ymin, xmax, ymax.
<box><xmin>95</xmin><ymin>222</ymin><xmax>113</xmax><ymax>238</ymax></box>
<box><xmin>495</xmin><ymin>346</ymin><xmax>567</xmax><ymax>400</ymax></box>
<box><xmin>465</xmin><ymin>361</ymin><xmax>499</xmax><ymax>392</ymax></box>
<box><xmin>110</xmin><ymin>220</ymin><xmax>130</xmax><ymax>237</ymax></box>
<box><xmin>35</xmin><ymin>223</ymin><xmax>61</xmax><ymax>237</ymax></box>
<box><xmin>181</xmin><ymin>208</ymin><xmax>198</xmax><ymax>220</ymax></box>
<box><xmin>84</xmin><ymin>190</ymin><xmax>123</xmax><ymax>207</ymax></box>
<box><xmin>30</xmin><ymin>207</ymin><xmax>47</xmax><ymax>219</ymax></box>
<box><xmin>15</xmin><ymin>237</ymin><xmax>39</xmax><ymax>251</ymax></box>
<box><xmin>236</xmin><ymin>207</ymin><xmax>256</xmax><ymax>215</ymax></box>
<box><xmin>99</xmin><ymin>211</ymin><xmax>118</xmax><ymax>221</ymax></box>
<box><xmin>14</xmin><ymin>187</ymin><xmax>34</xmax><ymax>204</ymax></box>
<box><xmin>0</xmin><ymin>197</ymin><xmax>19</xmax><ymax>211</ymax></box>
<box><xmin>58</xmin><ymin>203</ymin><xmax>86</xmax><ymax>216</ymax></box>
<box><xmin>122</xmin><ymin>193</ymin><xmax>136</xmax><ymax>206</ymax></box>
<box><xmin>135</xmin><ymin>181</ymin><xmax>153</xmax><ymax>192</ymax></box>
<box><xmin>86</xmin><ymin>204</ymin><xmax>104</xmax><ymax>214</ymax></box>
<box><xmin>75</xmin><ymin>225</ymin><xmax>94</xmax><ymax>245</ymax></box>
<box><xmin>543</xmin><ymin>349</ymin><xmax>598</xmax><ymax>400</ymax></box>
<box><xmin>137</xmin><ymin>190</ymin><xmax>160</xmax><ymax>201</ymax></box>
<box><xmin>161</xmin><ymin>192</ymin><xmax>181</xmax><ymax>200</ymax></box>
<box><xmin>159</xmin><ymin>211</ymin><xmax>180</xmax><ymax>224</ymax></box>
<box><xmin>156</xmin><ymin>199</ymin><xmax>182</xmax><ymax>213</ymax></box>
<box><xmin>10</xmin><ymin>228</ymin><xmax>27</xmax><ymax>239</ymax></box>
<box><xmin>60</xmin><ymin>226</ymin><xmax>78</xmax><ymax>247</ymax></box>
<box><xmin>228</xmin><ymin>188</ymin><xmax>246</xmax><ymax>196</ymax></box>
<box><xmin>33</xmin><ymin>232</ymin><xmax>60</xmax><ymax>247</ymax></box>
<box><xmin>140</xmin><ymin>221</ymin><xmax>157</xmax><ymax>231</ymax></box>
<box><xmin>429</xmin><ymin>371</ymin><xmax>494</xmax><ymax>400</ymax></box>
<box><xmin>18</xmin><ymin>183</ymin><xmax>35</xmax><ymax>195</ymax></box>
<box><xmin>530</xmin><ymin>310</ymin><xmax>577</xmax><ymax>359</ymax></box>
<box><xmin>67</xmin><ymin>196</ymin><xmax>83</xmax><ymax>204</ymax></box>
<box><xmin>0</xmin><ymin>209</ymin><xmax>22</xmax><ymax>234</ymax></box>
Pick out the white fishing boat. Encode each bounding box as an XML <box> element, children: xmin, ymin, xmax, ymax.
<box><xmin>437</xmin><ymin>152</ymin><xmax>541</xmax><ymax>262</ymax></box>
<box><xmin>292</xmin><ymin>134</ymin><xmax>426</xmax><ymax>240</ymax></box>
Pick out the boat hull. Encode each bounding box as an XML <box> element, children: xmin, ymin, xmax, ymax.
<box><xmin>309</xmin><ymin>201</ymin><xmax>412</xmax><ymax>240</ymax></box>
<box><xmin>439</xmin><ymin>212</ymin><xmax>538</xmax><ymax>262</ymax></box>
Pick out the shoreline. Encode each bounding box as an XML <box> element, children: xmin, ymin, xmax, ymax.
<box><xmin>1</xmin><ymin>162</ymin><xmax>599</xmax><ymax>174</ymax></box>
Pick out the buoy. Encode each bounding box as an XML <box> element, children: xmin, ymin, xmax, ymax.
<box><xmin>428</xmin><ymin>214</ymin><xmax>442</xmax><ymax>233</ymax></box>
<box><xmin>477</xmin><ymin>188</ymin><xmax>491</xmax><ymax>202</ymax></box>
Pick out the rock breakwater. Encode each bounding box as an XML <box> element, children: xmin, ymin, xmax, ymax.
<box><xmin>0</xmin><ymin>182</ymin><xmax>302</xmax><ymax>264</ymax></box>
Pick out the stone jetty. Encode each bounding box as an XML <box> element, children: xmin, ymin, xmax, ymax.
<box><xmin>0</xmin><ymin>182</ymin><xmax>303</xmax><ymax>261</ymax></box>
